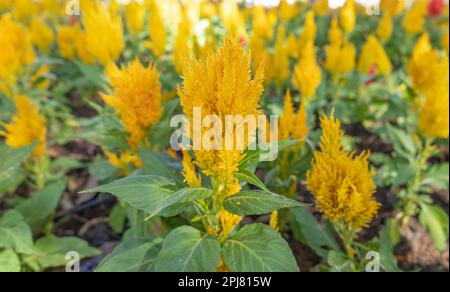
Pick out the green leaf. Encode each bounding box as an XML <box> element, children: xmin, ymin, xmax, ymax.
<box><xmin>419</xmin><ymin>204</ymin><xmax>449</xmax><ymax>252</ymax></box>
<box><xmin>17</xmin><ymin>180</ymin><xmax>67</xmax><ymax>226</ymax></box>
<box><xmin>24</xmin><ymin>235</ymin><xmax>101</xmax><ymax>271</ymax></box>
<box><xmin>82</xmin><ymin>175</ymin><xmax>176</xmax><ymax>218</ymax></box>
<box><xmin>222</xmin><ymin>224</ymin><xmax>299</xmax><ymax>272</ymax></box>
<box><xmin>223</xmin><ymin>190</ymin><xmax>305</xmax><ymax>216</ymax></box>
<box><xmin>96</xmin><ymin>238</ymin><xmax>163</xmax><ymax>272</ymax></box>
<box><xmin>421</xmin><ymin>163</ymin><xmax>449</xmax><ymax>190</ymax></box>
<box><xmin>0</xmin><ymin>210</ymin><xmax>34</xmax><ymax>254</ymax></box>
<box><xmin>109</xmin><ymin>203</ymin><xmax>127</xmax><ymax>234</ymax></box>
<box><xmin>0</xmin><ymin>144</ymin><xmax>34</xmax><ymax>193</ymax></box>
<box><xmin>234</xmin><ymin>169</ymin><xmax>269</xmax><ymax>192</ymax></box>
<box><xmin>328</xmin><ymin>251</ymin><xmax>352</xmax><ymax>272</ymax></box>
<box><xmin>88</xmin><ymin>160</ymin><xmax>117</xmax><ymax>181</ymax></box>
<box><xmin>0</xmin><ymin>249</ymin><xmax>21</xmax><ymax>272</ymax></box>
<box><xmin>239</xmin><ymin>140</ymin><xmax>300</xmax><ymax>169</ymax></box>
<box><xmin>156</xmin><ymin>187</ymin><xmax>213</xmax><ymax>214</ymax></box>
<box><xmin>290</xmin><ymin>207</ymin><xmax>340</xmax><ymax>258</ymax></box>
<box><xmin>154</xmin><ymin>226</ymin><xmax>220</xmax><ymax>272</ymax></box>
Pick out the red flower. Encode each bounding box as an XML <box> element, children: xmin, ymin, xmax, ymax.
<box><xmin>428</xmin><ymin>0</ymin><xmax>445</xmax><ymax>17</ymax></box>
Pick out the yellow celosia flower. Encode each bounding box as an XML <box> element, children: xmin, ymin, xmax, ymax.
<box><xmin>286</xmin><ymin>33</ymin><xmax>299</xmax><ymax>58</ymax></box>
<box><xmin>178</xmin><ymin>37</ymin><xmax>264</xmax><ymax>185</ymax></box>
<box><xmin>306</xmin><ymin>112</ymin><xmax>380</xmax><ymax>230</ymax></box>
<box><xmin>220</xmin><ymin>0</ymin><xmax>247</xmax><ymax>39</ymax></box>
<box><xmin>408</xmin><ymin>33</ymin><xmax>448</xmax><ymax>94</ymax></box>
<box><xmin>269</xmin><ymin>210</ymin><xmax>279</xmax><ymax>232</ymax></box>
<box><xmin>291</xmin><ymin>98</ymin><xmax>309</xmax><ymax>143</ymax></box>
<box><xmin>298</xmin><ymin>11</ymin><xmax>316</xmax><ymax>53</ymax></box>
<box><xmin>173</xmin><ymin>22</ymin><xmax>191</xmax><ymax>73</ymax></box>
<box><xmin>293</xmin><ymin>41</ymin><xmax>322</xmax><ymax>99</ymax></box>
<box><xmin>219</xmin><ymin>208</ymin><xmax>242</xmax><ymax>241</ymax></box>
<box><xmin>0</xmin><ymin>0</ymin><xmax>11</xmax><ymax>11</ymax></box>
<box><xmin>125</xmin><ymin>0</ymin><xmax>145</xmax><ymax>36</ymax></box>
<box><xmin>29</xmin><ymin>17</ymin><xmax>54</xmax><ymax>53</ymax></box>
<box><xmin>57</xmin><ymin>24</ymin><xmax>79</xmax><ymax>60</ymax></box>
<box><xmin>442</xmin><ymin>30</ymin><xmax>449</xmax><ymax>54</ymax></box>
<box><xmin>273</xmin><ymin>25</ymin><xmax>290</xmax><ymax>85</ymax></box>
<box><xmin>75</xmin><ymin>30</ymin><xmax>95</xmax><ymax>65</ymax></box>
<box><xmin>279</xmin><ymin>90</ymin><xmax>295</xmax><ymax>141</ymax></box>
<box><xmin>313</xmin><ymin>0</ymin><xmax>329</xmax><ymax>16</ymax></box>
<box><xmin>12</xmin><ymin>0</ymin><xmax>37</xmax><ymax>21</ymax></box>
<box><xmin>340</xmin><ymin>0</ymin><xmax>356</xmax><ymax>33</ymax></box>
<box><xmin>325</xmin><ymin>40</ymin><xmax>356</xmax><ymax>76</ymax></box>
<box><xmin>31</xmin><ymin>65</ymin><xmax>50</xmax><ymax>90</ymax></box>
<box><xmin>279</xmin><ymin>0</ymin><xmax>301</xmax><ymax>22</ymax></box>
<box><xmin>381</xmin><ymin>0</ymin><xmax>405</xmax><ymax>16</ymax></box>
<box><xmin>83</xmin><ymin>2</ymin><xmax>125</xmax><ymax>66</ymax></box>
<box><xmin>37</xmin><ymin>0</ymin><xmax>64</xmax><ymax>20</ymax></box>
<box><xmin>358</xmin><ymin>35</ymin><xmax>392</xmax><ymax>75</ymax></box>
<box><xmin>105</xmin><ymin>150</ymin><xmax>143</xmax><ymax>172</ymax></box>
<box><xmin>329</xmin><ymin>17</ymin><xmax>343</xmax><ymax>45</ymax></box>
<box><xmin>402</xmin><ymin>0</ymin><xmax>427</xmax><ymax>34</ymax></box>
<box><xmin>102</xmin><ymin>59</ymin><xmax>163</xmax><ymax>149</ymax></box>
<box><xmin>0</xmin><ymin>96</ymin><xmax>46</xmax><ymax>159</ymax></box>
<box><xmin>252</xmin><ymin>5</ymin><xmax>273</xmax><ymax>41</ymax></box>
<box><xmin>376</xmin><ymin>13</ymin><xmax>393</xmax><ymax>42</ymax></box>
<box><xmin>181</xmin><ymin>148</ymin><xmax>202</xmax><ymax>188</ymax></box>
<box><xmin>0</xmin><ymin>13</ymin><xmax>35</xmax><ymax>95</ymax></box>
<box><xmin>200</xmin><ymin>1</ymin><xmax>217</xmax><ymax>19</ymax></box>
<box><xmin>146</xmin><ymin>2</ymin><xmax>167</xmax><ymax>59</ymax></box>
<box><xmin>418</xmin><ymin>81</ymin><xmax>450</xmax><ymax>139</ymax></box>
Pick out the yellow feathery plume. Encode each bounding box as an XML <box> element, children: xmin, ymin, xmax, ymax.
<box><xmin>402</xmin><ymin>0</ymin><xmax>427</xmax><ymax>34</ymax></box>
<box><xmin>298</xmin><ymin>11</ymin><xmax>316</xmax><ymax>53</ymax></box>
<box><xmin>442</xmin><ymin>30</ymin><xmax>449</xmax><ymax>54</ymax></box>
<box><xmin>1</xmin><ymin>96</ymin><xmax>46</xmax><ymax>159</ymax></box>
<box><xmin>181</xmin><ymin>148</ymin><xmax>202</xmax><ymax>188</ymax></box>
<box><xmin>280</xmin><ymin>90</ymin><xmax>295</xmax><ymax>141</ymax></box>
<box><xmin>273</xmin><ymin>25</ymin><xmax>290</xmax><ymax>85</ymax></box>
<box><xmin>146</xmin><ymin>2</ymin><xmax>167</xmax><ymax>59</ymax></box>
<box><xmin>340</xmin><ymin>0</ymin><xmax>356</xmax><ymax>33</ymax></box>
<box><xmin>75</xmin><ymin>30</ymin><xmax>95</xmax><ymax>65</ymax></box>
<box><xmin>376</xmin><ymin>12</ymin><xmax>393</xmax><ymax>42</ymax></box>
<box><xmin>306</xmin><ymin>112</ymin><xmax>380</xmax><ymax>230</ymax></box>
<box><xmin>252</xmin><ymin>5</ymin><xmax>273</xmax><ymax>41</ymax></box>
<box><xmin>220</xmin><ymin>0</ymin><xmax>247</xmax><ymax>39</ymax></box>
<box><xmin>219</xmin><ymin>208</ymin><xmax>242</xmax><ymax>241</ymax></box>
<box><xmin>380</xmin><ymin>0</ymin><xmax>405</xmax><ymax>16</ymax></box>
<box><xmin>358</xmin><ymin>35</ymin><xmax>392</xmax><ymax>75</ymax></box>
<box><xmin>29</xmin><ymin>17</ymin><xmax>54</xmax><ymax>53</ymax></box>
<box><xmin>12</xmin><ymin>0</ymin><xmax>37</xmax><ymax>22</ymax></box>
<box><xmin>178</xmin><ymin>37</ymin><xmax>264</xmax><ymax>184</ymax></box>
<box><xmin>57</xmin><ymin>24</ymin><xmax>79</xmax><ymax>60</ymax></box>
<box><xmin>329</xmin><ymin>17</ymin><xmax>343</xmax><ymax>45</ymax></box>
<box><xmin>173</xmin><ymin>21</ymin><xmax>191</xmax><ymax>74</ymax></box>
<box><xmin>286</xmin><ymin>33</ymin><xmax>299</xmax><ymax>59</ymax></box>
<box><xmin>313</xmin><ymin>0</ymin><xmax>329</xmax><ymax>16</ymax></box>
<box><xmin>418</xmin><ymin>80</ymin><xmax>449</xmax><ymax>139</ymax></box>
<box><xmin>269</xmin><ymin>211</ymin><xmax>280</xmax><ymax>232</ymax></box>
<box><xmin>291</xmin><ymin>98</ymin><xmax>309</xmax><ymax>144</ymax></box>
<box><xmin>279</xmin><ymin>0</ymin><xmax>301</xmax><ymax>22</ymax></box>
<box><xmin>408</xmin><ymin>33</ymin><xmax>449</xmax><ymax>94</ymax></box>
<box><xmin>293</xmin><ymin>41</ymin><xmax>322</xmax><ymax>100</ymax></box>
<box><xmin>83</xmin><ymin>2</ymin><xmax>125</xmax><ymax>66</ymax></box>
<box><xmin>105</xmin><ymin>150</ymin><xmax>143</xmax><ymax>173</ymax></box>
<box><xmin>125</xmin><ymin>0</ymin><xmax>145</xmax><ymax>36</ymax></box>
<box><xmin>101</xmin><ymin>59</ymin><xmax>163</xmax><ymax>149</ymax></box>
<box><xmin>325</xmin><ymin>40</ymin><xmax>356</xmax><ymax>76</ymax></box>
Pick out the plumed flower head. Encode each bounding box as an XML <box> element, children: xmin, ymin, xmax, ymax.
<box><xmin>0</xmin><ymin>96</ymin><xmax>46</xmax><ymax>159</ymax></box>
<box><xmin>381</xmin><ymin>0</ymin><xmax>405</xmax><ymax>16</ymax></box>
<box><xmin>358</xmin><ymin>35</ymin><xmax>392</xmax><ymax>75</ymax></box>
<box><xmin>178</xmin><ymin>37</ymin><xmax>264</xmax><ymax>182</ymax></box>
<box><xmin>273</xmin><ymin>25</ymin><xmax>290</xmax><ymax>85</ymax></box>
<box><xmin>83</xmin><ymin>2</ymin><xmax>124</xmax><ymax>65</ymax></box>
<box><xmin>125</xmin><ymin>0</ymin><xmax>145</xmax><ymax>36</ymax></box>
<box><xmin>29</xmin><ymin>17</ymin><xmax>54</xmax><ymax>53</ymax></box>
<box><xmin>102</xmin><ymin>59</ymin><xmax>163</xmax><ymax>149</ymax></box>
<box><xmin>419</xmin><ymin>80</ymin><xmax>449</xmax><ymax>139</ymax></box>
<box><xmin>57</xmin><ymin>24</ymin><xmax>79</xmax><ymax>60</ymax></box>
<box><xmin>325</xmin><ymin>39</ymin><xmax>356</xmax><ymax>76</ymax></box>
<box><xmin>340</xmin><ymin>0</ymin><xmax>356</xmax><ymax>33</ymax></box>
<box><xmin>298</xmin><ymin>11</ymin><xmax>317</xmax><ymax>53</ymax></box>
<box><xmin>402</xmin><ymin>0</ymin><xmax>427</xmax><ymax>34</ymax></box>
<box><xmin>376</xmin><ymin>12</ymin><xmax>393</xmax><ymax>42</ymax></box>
<box><xmin>306</xmin><ymin>112</ymin><xmax>380</xmax><ymax>230</ymax></box>
<box><xmin>293</xmin><ymin>41</ymin><xmax>322</xmax><ymax>99</ymax></box>
<box><xmin>147</xmin><ymin>2</ymin><xmax>167</xmax><ymax>59</ymax></box>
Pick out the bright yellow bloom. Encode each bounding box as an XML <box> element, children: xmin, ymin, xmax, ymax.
<box><xmin>29</xmin><ymin>17</ymin><xmax>54</xmax><ymax>53</ymax></box>
<box><xmin>250</xmin><ymin>34</ymin><xmax>273</xmax><ymax>85</ymax></box>
<box><xmin>181</xmin><ymin>148</ymin><xmax>202</xmax><ymax>188</ymax></box>
<box><xmin>146</xmin><ymin>2</ymin><xmax>167</xmax><ymax>59</ymax></box>
<box><xmin>31</xmin><ymin>65</ymin><xmax>50</xmax><ymax>90</ymax></box>
<box><xmin>325</xmin><ymin>39</ymin><xmax>356</xmax><ymax>76</ymax></box>
<box><xmin>273</xmin><ymin>25</ymin><xmax>290</xmax><ymax>85</ymax></box>
<box><xmin>12</xmin><ymin>0</ymin><xmax>37</xmax><ymax>22</ymax></box>
<box><xmin>252</xmin><ymin>5</ymin><xmax>273</xmax><ymax>41</ymax></box>
<box><xmin>220</xmin><ymin>0</ymin><xmax>247</xmax><ymax>39</ymax></box>
<box><xmin>306</xmin><ymin>112</ymin><xmax>380</xmax><ymax>230</ymax></box>
<box><xmin>279</xmin><ymin>0</ymin><xmax>301</xmax><ymax>22</ymax></box>
<box><xmin>292</xmin><ymin>98</ymin><xmax>309</xmax><ymax>143</ymax></box>
<box><xmin>37</xmin><ymin>0</ymin><xmax>64</xmax><ymax>20</ymax></box>
<box><xmin>125</xmin><ymin>0</ymin><xmax>145</xmax><ymax>36</ymax></box>
<box><xmin>57</xmin><ymin>24</ymin><xmax>79</xmax><ymax>60</ymax></box>
<box><xmin>408</xmin><ymin>33</ymin><xmax>448</xmax><ymax>94</ymax></box>
<box><xmin>102</xmin><ymin>59</ymin><xmax>163</xmax><ymax>149</ymax></box>
<box><xmin>173</xmin><ymin>22</ymin><xmax>191</xmax><ymax>73</ymax></box>
<box><xmin>75</xmin><ymin>30</ymin><xmax>95</xmax><ymax>65</ymax></box>
<box><xmin>0</xmin><ymin>96</ymin><xmax>46</xmax><ymax>159</ymax></box>
<box><xmin>340</xmin><ymin>0</ymin><xmax>356</xmax><ymax>33</ymax></box>
<box><xmin>442</xmin><ymin>30</ymin><xmax>449</xmax><ymax>54</ymax></box>
<box><xmin>402</xmin><ymin>0</ymin><xmax>427</xmax><ymax>34</ymax></box>
<box><xmin>0</xmin><ymin>0</ymin><xmax>11</xmax><ymax>11</ymax></box>
<box><xmin>0</xmin><ymin>13</ymin><xmax>35</xmax><ymax>95</ymax></box>
<box><xmin>178</xmin><ymin>37</ymin><xmax>264</xmax><ymax>184</ymax></box>
<box><xmin>376</xmin><ymin>13</ymin><xmax>393</xmax><ymax>42</ymax></box>
<box><xmin>293</xmin><ymin>41</ymin><xmax>322</xmax><ymax>99</ymax></box>
<box><xmin>418</xmin><ymin>81</ymin><xmax>449</xmax><ymax>139</ymax></box>
<box><xmin>313</xmin><ymin>0</ymin><xmax>329</xmax><ymax>16</ymax></box>
<box><xmin>298</xmin><ymin>11</ymin><xmax>317</xmax><ymax>53</ymax></box>
<box><xmin>381</xmin><ymin>0</ymin><xmax>405</xmax><ymax>16</ymax></box>
<box><xmin>83</xmin><ymin>2</ymin><xmax>125</xmax><ymax>66</ymax></box>
<box><xmin>219</xmin><ymin>208</ymin><xmax>242</xmax><ymax>240</ymax></box>
<box><xmin>286</xmin><ymin>33</ymin><xmax>299</xmax><ymax>58</ymax></box>
<box><xmin>329</xmin><ymin>18</ymin><xmax>343</xmax><ymax>45</ymax></box>
<box><xmin>269</xmin><ymin>211</ymin><xmax>279</xmax><ymax>232</ymax></box>
<box><xmin>358</xmin><ymin>35</ymin><xmax>392</xmax><ymax>75</ymax></box>
<box><xmin>105</xmin><ymin>150</ymin><xmax>143</xmax><ymax>172</ymax></box>
<box><xmin>280</xmin><ymin>90</ymin><xmax>295</xmax><ymax>141</ymax></box>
